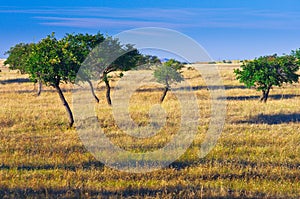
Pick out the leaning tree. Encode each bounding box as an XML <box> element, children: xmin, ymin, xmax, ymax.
<box><xmin>84</xmin><ymin>37</ymin><xmax>141</xmax><ymax>106</ymax></box>
<box><xmin>26</xmin><ymin>32</ymin><xmax>104</xmax><ymax>127</ymax></box>
<box><xmin>62</xmin><ymin>32</ymin><xmax>105</xmax><ymax>102</ymax></box>
<box><xmin>234</xmin><ymin>54</ymin><xmax>299</xmax><ymax>103</ymax></box>
<box><xmin>154</xmin><ymin>59</ymin><xmax>184</xmax><ymax>103</ymax></box>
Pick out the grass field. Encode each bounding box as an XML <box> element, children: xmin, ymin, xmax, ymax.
<box><xmin>0</xmin><ymin>63</ymin><xmax>299</xmax><ymax>198</ymax></box>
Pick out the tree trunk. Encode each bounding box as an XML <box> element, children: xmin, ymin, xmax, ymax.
<box><xmin>36</xmin><ymin>80</ymin><xmax>42</xmax><ymax>96</ymax></box>
<box><xmin>263</xmin><ymin>86</ymin><xmax>271</xmax><ymax>103</ymax></box>
<box><xmin>260</xmin><ymin>86</ymin><xmax>271</xmax><ymax>103</ymax></box>
<box><xmin>160</xmin><ymin>79</ymin><xmax>170</xmax><ymax>103</ymax></box>
<box><xmin>260</xmin><ymin>90</ymin><xmax>266</xmax><ymax>102</ymax></box>
<box><xmin>160</xmin><ymin>86</ymin><xmax>169</xmax><ymax>103</ymax></box>
<box><xmin>54</xmin><ymin>84</ymin><xmax>74</xmax><ymax>128</ymax></box>
<box><xmin>104</xmin><ymin>79</ymin><xmax>112</xmax><ymax>106</ymax></box>
<box><xmin>87</xmin><ymin>79</ymin><xmax>99</xmax><ymax>103</ymax></box>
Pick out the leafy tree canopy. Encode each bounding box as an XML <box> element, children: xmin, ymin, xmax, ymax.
<box><xmin>24</xmin><ymin>32</ymin><xmax>105</xmax><ymax>127</ymax></box>
<box><xmin>234</xmin><ymin>54</ymin><xmax>299</xmax><ymax>102</ymax></box>
<box><xmin>154</xmin><ymin>59</ymin><xmax>184</xmax><ymax>85</ymax></box>
<box><xmin>154</xmin><ymin>59</ymin><xmax>184</xmax><ymax>102</ymax></box>
<box><xmin>83</xmin><ymin>36</ymin><xmax>142</xmax><ymax>105</ymax></box>
<box><xmin>4</xmin><ymin>43</ymin><xmax>34</xmax><ymax>74</ymax></box>
<box><xmin>135</xmin><ymin>55</ymin><xmax>161</xmax><ymax>70</ymax></box>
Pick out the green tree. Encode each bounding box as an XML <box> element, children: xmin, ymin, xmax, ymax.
<box><xmin>85</xmin><ymin>37</ymin><xmax>141</xmax><ymax>105</ymax></box>
<box><xmin>4</xmin><ymin>43</ymin><xmax>44</xmax><ymax>95</ymax></box>
<box><xmin>26</xmin><ymin>33</ymin><xmax>77</xmax><ymax>127</ymax></box>
<box><xmin>136</xmin><ymin>55</ymin><xmax>161</xmax><ymax>69</ymax></box>
<box><xmin>234</xmin><ymin>54</ymin><xmax>299</xmax><ymax>103</ymax></box>
<box><xmin>292</xmin><ymin>48</ymin><xmax>300</xmax><ymax>61</ymax></box>
<box><xmin>62</xmin><ymin>32</ymin><xmax>104</xmax><ymax>102</ymax></box>
<box><xmin>26</xmin><ymin>32</ymin><xmax>104</xmax><ymax>127</ymax></box>
<box><xmin>4</xmin><ymin>43</ymin><xmax>33</xmax><ymax>74</ymax></box>
<box><xmin>154</xmin><ymin>59</ymin><xmax>184</xmax><ymax>103</ymax></box>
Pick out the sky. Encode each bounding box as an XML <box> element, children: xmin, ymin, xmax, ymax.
<box><xmin>1</xmin><ymin>0</ymin><xmax>300</xmax><ymax>60</ymax></box>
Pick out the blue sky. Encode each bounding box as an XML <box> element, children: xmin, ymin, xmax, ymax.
<box><xmin>1</xmin><ymin>0</ymin><xmax>300</xmax><ymax>60</ymax></box>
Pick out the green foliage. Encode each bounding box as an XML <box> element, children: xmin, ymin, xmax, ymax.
<box><xmin>84</xmin><ymin>37</ymin><xmax>140</xmax><ymax>76</ymax></box>
<box><xmin>136</xmin><ymin>55</ymin><xmax>161</xmax><ymax>69</ymax></box>
<box><xmin>162</xmin><ymin>59</ymin><xmax>184</xmax><ymax>71</ymax></box>
<box><xmin>26</xmin><ymin>33</ymin><xmax>75</xmax><ymax>86</ymax></box>
<box><xmin>234</xmin><ymin>55</ymin><xmax>299</xmax><ymax>91</ymax></box>
<box><xmin>62</xmin><ymin>32</ymin><xmax>104</xmax><ymax>64</ymax></box>
<box><xmin>234</xmin><ymin>54</ymin><xmax>299</xmax><ymax>102</ymax></box>
<box><xmin>23</xmin><ymin>32</ymin><xmax>105</xmax><ymax>126</ymax></box>
<box><xmin>62</xmin><ymin>32</ymin><xmax>105</xmax><ymax>82</ymax></box>
<box><xmin>208</xmin><ymin>61</ymin><xmax>216</xmax><ymax>64</ymax></box>
<box><xmin>99</xmin><ymin>37</ymin><xmax>139</xmax><ymax>72</ymax></box>
<box><xmin>222</xmin><ymin>60</ymin><xmax>233</xmax><ymax>64</ymax></box>
<box><xmin>26</xmin><ymin>33</ymin><xmax>104</xmax><ymax>87</ymax></box>
<box><xmin>83</xmin><ymin>36</ymin><xmax>142</xmax><ymax>105</ymax></box>
<box><xmin>154</xmin><ymin>59</ymin><xmax>184</xmax><ymax>102</ymax></box>
<box><xmin>4</xmin><ymin>43</ymin><xmax>34</xmax><ymax>74</ymax></box>
<box><xmin>291</xmin><ymin>48</ymin><xmax>300</xmax><ymax>63</ymax></box>
<box><xmin>154</xmin><ymin>59</ymin><xmax>184</xmax><ymax>86</ymax></box>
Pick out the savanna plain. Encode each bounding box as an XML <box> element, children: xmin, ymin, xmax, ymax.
<box><xmin>0</xmin><ymin>60</ymin><xmax>299</xmax><ymax>198</ymax></box>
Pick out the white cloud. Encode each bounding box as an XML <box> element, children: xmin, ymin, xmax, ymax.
<box><xmin>36</xmin><ymin>16</ymin><xmax>180</xmax><ymax>28</ymax></box>
<box><xmin>2</xmin><ymin>6</ymin><xmax>300</xmax><ymax>30</ymax></box>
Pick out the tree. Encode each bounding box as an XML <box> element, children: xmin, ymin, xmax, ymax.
<box><xmin>292</xmin><ymin>48</ymin><xmax>300</xmax><ymax>61</ymax></box>
<box><xmin>62</xmin><ymin>32</ymin><xmax>105</xmax><ymax>102</ymax></box>
<box><xmin>26</xmin><ymin>32</ymin><xmax>104</xmax><ymax>127</ymax></box>
<box><xmin>26</xmin><ymin>33</ymin><xmax>77</xmax><ymax>127</ymax></box>
<box><xmin>136</xmin><ymin>54</ymin><xmax>161</xmax><ymax>70</ymax></box>
<box><xmin>4</xmin><ymin>43</ymin><xmax>33</xmax><ymax>74</ymax></box>
<box><xmin>85</xmin><ymin>37</ymin><xmax>141</xmax><ymax>105</ymax></box>
<box><xmin>4</xmin><ymin>43</ymin><xmax>43</xmax><ymax>95</ymax></box>
<box><xmin>234</xmin><ymin>54</ymin><xmax>299</xmax><ymax>103</ymax></box>
<box><xmin>154</xmin><ymin>59</ymin><xmax>184</xmax><ymax>103</ymax></box>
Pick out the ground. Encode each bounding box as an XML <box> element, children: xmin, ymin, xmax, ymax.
<box><xmin>0</xmin><ymin>62</ymin><xmax>299</xmax><ymax>198</ymax></box>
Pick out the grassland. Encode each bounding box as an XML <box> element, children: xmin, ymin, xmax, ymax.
<box><xmin>0</xmin><ymin>62</ymin><xmax>299</xmax><ymax>198</ymax></box>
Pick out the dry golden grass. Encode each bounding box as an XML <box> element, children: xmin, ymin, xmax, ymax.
<box><xmin>0</xmin><ymin>63</ymin><xmax>299</xmax><ymax>198</ymax></box>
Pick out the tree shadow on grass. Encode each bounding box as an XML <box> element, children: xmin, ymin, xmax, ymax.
<box><xmin>175</xmin><ymin>85</ymin><xmax>246</xmax><ymax>91</ymax></box>
<box><xmin>0</xmin><ymin>78</ymin><xmax>31</xmax><ymax>84</ymax></box>
<box><xmin>219</xmin><ymin>94</ymin><xmax>299</xmax><ymax>101</ymax></box>
<box><xmin>0</xmin><ymin>87</ymin><xmax>78</xmax><ymax>94</ymax></box>
<box><xmin>0</xmin><ymin>161</ymin><xmax>105</xmax><ymax>171</ymax></box>
<box><xmin>135</xmin><ymin>85</ymin><xmax>246</xmax><ymax>92</ymax></box>
<box><xmin>238</xmin><ymin>113</ymin><xmax>300</xmax><ymax>125</ymax></box>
